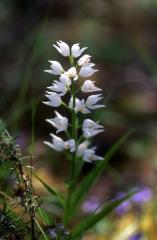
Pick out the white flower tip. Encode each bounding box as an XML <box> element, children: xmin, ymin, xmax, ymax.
<box><xmin>42</xmin><ymin>101</ymin><xmax>48</xmax><ymax>105</ymax></box>
<box><xmin>50</xmin><ymin>133</ymin><xmax>54</xmax><ymax>137</ymax></box>
<box><xmin>43</xmin><ymin>141</ymin><xmax>50</xmax><ymax>146</ymax></box>
<box><xmin>44</xmin><ymin>70</ymin><xmax>52</xmax><ymax>73</ymax></box>
<box><xmin>46</xmin><ymin>119</ymin><xmax>51</xmax><ymax>123</ymax></box>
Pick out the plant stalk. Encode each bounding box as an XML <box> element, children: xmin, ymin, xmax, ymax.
<box><xmin>31</xmin><ymin>215</ymin><xmax>35</xmax><ymax>240</ymax></box>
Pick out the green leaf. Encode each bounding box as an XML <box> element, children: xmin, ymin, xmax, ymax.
<box><xmin>65</xmin><ymin>129</ymin><xmax>133</xmax><ymax>223</ymax></box>
<box><xmin>34</xmin><ymin>217</ymin><xmax>49</xmax><ymax>240</ymax></box>
<box><xmin>37</xmin><ymin>207</ymin><xmax>51</xmax><ymax>226</ymax></box>
<box><xmin>71</xmin><ymin>191</ymin><xmax>135</xmax><ymax>238</ymax></box>
<box><xmin>33</xmin><ymin>172</ymin><xmax>65</xmax><ymax>208</ymax></box>
<box><xmin>0</xmin><ymin>119</ymin><xmax>6</xmax><ymax>135</ymax></box>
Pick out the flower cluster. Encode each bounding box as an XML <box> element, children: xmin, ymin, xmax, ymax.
<box><xmin>43</xmin><ymin>40</ymin><xmax>105</xmax><ymax>163</ymax></box>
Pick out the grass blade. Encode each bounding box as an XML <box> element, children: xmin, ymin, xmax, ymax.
<box><xmin>71</xmin><ymin>191</ymin><xmax>135</xmax><ymax>238</ymax></box>
<box><xmin>34</xmin><ymin>217</ymin><xmax>49</xmax><ymax>240</ymax></box>
<box><xmin>33</xmin><ymin>172</ymin><xmax>65</xmax><ymax>208</ymax></box>
<box><xmin>37</xmin><ymin>207</ymin><xmax>51</xmax><ymax>226</ymax></box>
<box><xmin>65</xmin><ymin>129</ymin><xmax>133</xmax><ymax>223</ymax></box>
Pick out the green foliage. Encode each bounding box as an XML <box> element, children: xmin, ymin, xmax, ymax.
<box><xmin>64</xmin><ymin>129</ymin><xmax>133</xmax><ymax>224</ymax></box>
<box><xmin>34</xmin><ymin>218</ymin><xmax>49</xmax><ymax>240</ymax></box>
<box><xmin>71</xmin><ymin>191</ymin><xmax>135</xmax><ymax>239</ymax></box>
<box><xmin>0</xmin><ymin>120</ymin><xmax>133</xmax><ymax>239</ymax></box>
<box><xmin>0</xmin><ymin>207</ymin><xmax>29</xmax><ymax>239</ymax></box>
<box><xmin>33</xmin><ymin>172</ymin><xmax>65</xmax><ymax>208</ymax></box>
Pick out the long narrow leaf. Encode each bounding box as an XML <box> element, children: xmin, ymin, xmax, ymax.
<box><xmin>33</xmin><ymin>172</ymin><xmax>65</xmax><ymax>207</ymax></box>
<box><xmin>72</xmin><ymin>191</ymin><xmax>135</xmax><ymax>238</ymax></box>
<box><xmin>37</xmin><ymin>207</ymin><xmax>51</xmax><ymax>226</ymax></box>
<box><xmin>34</xmin><ymin>218</ymin><xmax>49</xmax><ymax>240</ymax></box>
<box><xmin>65</xmin><ymin>129</ymin><xmax>133</xmax><ymax>223</ymax></box>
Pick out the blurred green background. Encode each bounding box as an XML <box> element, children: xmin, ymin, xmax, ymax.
<box><xmin>1</xmin><ymin>0</ymin><xmax>157</xmax><ymax>239</ymax></box>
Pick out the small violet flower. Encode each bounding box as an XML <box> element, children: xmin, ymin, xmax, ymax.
<box><xmin>82</xmin><ymin>196</ymin><xmax>101</xmax><ymax>213</ymax></box>
<box><xmin>115</xmin><ymin>187</ymin><xmax>153</xmax><ymax>216</ymax></box>
<box><xmin>129</xmin><ymin>233</ymin><xmax>144</xmax><ymax>240</ymax></box>
<box><xmin>132</xmin><ymin>187</ymin><xmax>153</xmax><ymax>204</ymax></box>
<box><xmin>115</xmin><ymin>200</ymin><xmax>131</xmax><ymax>216</ymax></box>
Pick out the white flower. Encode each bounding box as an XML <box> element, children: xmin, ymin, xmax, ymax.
<box><xmin>83</xmin><ymin>147</ymin><xmax>104</xmax><ymax>162</ymax></box>
<box><xmin>77</xmin><ymin>141</ymin><xmax>89</xmax><ymax>157</ymax></box>
<box><xmin>53</xmin><ymin>40</ymin><xmax>70</xmax><ymax>57</ymax></box>
<box><xmin>47</xmin><ymin>74</ymin><xmax>71</xmax><ymax>96</ymax></box>
<box><xmin>82</xmin><ymin>119</ymin><xmax>104</xmax><ymax>138</ymax></box>
<box><xmin>47</xmin><ymin>81</ymin><xmax>67</xmax><ymax>96</ymax></box>
<box><xmin>44</xmin><ymin>134</ymin><xmax>75</xmax><ymax>152</ymax></box>
<box><xmin>71</xmin><ymin>43</ymin><xmax>87</xmax><ymax>58</ymax></box>
<box><xmin>44</xmin><ymin>61</ymin><xmax>64</xmax><ymax>75</ymax></box>
<box><xmin>43</xmin><ymin>92</ymin><xmax>62</xmax><ymax>107</ymax></box>
<box><xmin>78</xmin><ymin>54</ymin><xmax>91</xmax><ymax>66</ymax></box>
<box><xmin>79</xmin><ymin>63</ymin><xmax>98</xmax><ymax>77</ymax></box>
<box><xmin>64</xmin><ymin>139</ymin><xmax>76</xmax><ymax>152</ymax></box>
<box><xmin>60</xmin><ymin>74</ymin><xmax>71</xmax><ymax>87</ymax></box>
<box><xmin>44</xmin><ymin>134</ymin><xmax>65</xmax><ymax>151</ymax></box>
<box><xmin>46</xmin><ymin>111</ymin><xmax>68</xmax><ymax>133</ymax></box>
<box><xmin>64</xmin><ymin>67</ymin><xmax>78</xmax><ymax>80</ymax></box>
<box><xmin>81</xmin><ymin>80</ymin><xmax>101</xmax><ymax>93</ymax></box>
<box><xmin>85</xmin><ymin>94</ymin><xmax>105</xmax><ymax>109</ymax></box>
<box><xmin>69</xmin><ymin>97</ymin><xmax>90</xmax><ymax>114</ymax></box>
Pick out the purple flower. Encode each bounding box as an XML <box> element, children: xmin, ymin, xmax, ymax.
<box><xmin>115</xmin><ymin>186</ymin><xmax>153</xmax><ymax>216</ymax></box>
<box><xmin>132</xmin><ymin>187</ymin><xmax>152</xmax><ymax>205</ymax></box>
<box><xmin>48</xmin><ymin>229</ymin><xmax>57</xmax><ymax>239</ymax></box>
<box><xmin>114</xmin><ymin>192</ymin><xmax>131</xmax><ymax>215</ymax></box>
<box><xmin>115</xmin><ymin>200</ymin><xmax>131</xmax><ymax>215</ymax></box>
<box><xmin>82</xmin><ymin>196</ymin><xmax>101</xmax><ymax>213</ymax></box>
<box><xmin>129</xmin><ymin>233</ymin><xmax>143</xmax><ymax>240</ymax></box>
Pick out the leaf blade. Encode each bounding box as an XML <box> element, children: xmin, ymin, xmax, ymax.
<box><xmin>71</xmin><ymin>191</ymin><xmax>135</xmax><ymax>238</ymax></box>
<box><xmin>34</xmin><ymin>217</ymin><xmax>49</xmax><ymax>240</ymax></box>
<box><xmin>33</xmin><ymin>172</ymin><xmax>65</xmax><ymax>208</ymax></box>
<box><xmin>66</xmin><ymin>129</ymin><xmax>133</xmax><ymax>223</ymax></box>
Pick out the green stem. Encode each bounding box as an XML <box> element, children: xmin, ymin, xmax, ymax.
<box><xmin>64</xmin><ymin>56</ymin><xmax>78</xmax><ymax>225</ymax></box>
<box><xmin>69</xmin><ymin>56</ymin><xmax>74</xmax><ymax>65</ymax></box>
<box><xmin>31</xmin><ymin>215</ymin><xmax>35</xmax><ymax>240</ymax></box>
<box><xmin>70</xmin><ymin>79</ymin><xmax>76</xmax><ymax>187</ymax></box>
